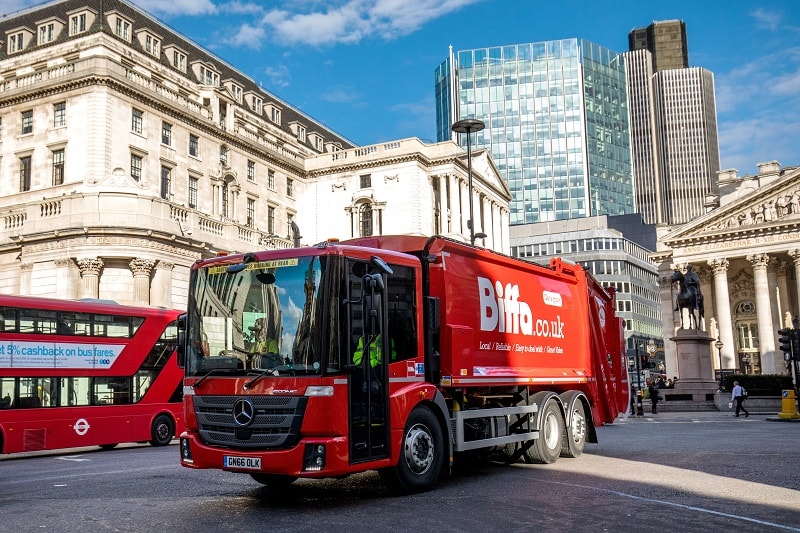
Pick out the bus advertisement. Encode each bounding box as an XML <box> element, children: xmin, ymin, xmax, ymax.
<box><xmin>0</xmin><ymin>295</ymin><xmax>184</xmax><ymax>454</ymax></box>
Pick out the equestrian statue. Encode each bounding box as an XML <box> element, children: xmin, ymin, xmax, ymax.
<box><xmin>672</xmin><ymin>265</ymin><xmax>704</xmax><ymax>330</ymax></box>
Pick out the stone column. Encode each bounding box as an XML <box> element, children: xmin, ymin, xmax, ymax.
<box><xmin>775</xmin><ymin>259</ymin><xmax>792</xmax><ymax>327</ymax></box>
<box><xmin>437</xmin><ymin>175</ymin><xmax>447</xmax><ymax>235</ymax></box>
<box><xmin>767</xmin><ymin>261</ymin><xmax>783</xmax><ymax>332</ymax></box>
<box><xmin>748</xmin><ymin>253</ymin><xmax>777</xmax><ymax>374</ymax></box>
<box><xmin>54</xmin><ymin>258</ymin><xmax>77</xmax><ymax>300</ymax></box>
<box><xmin>790</xmin><ymin>249</ymin><xmax>800</xmax><ymax>319</ymax></box>
<box><xmin>76</xmin><ymin>257</ymin><xmax>104</xmax><ymax>299</ymax></box>
<box><xmin>152</xmin><ymin>261</ymin><xmax>175</xmax><ymax>308</ymax></box>
<box><xmin>708</xmin><ymin>258</ymin><xmax>736</xmax><ymax>370</ymax></box>
<box><xmin>129</xmin><ymin>258</ymin><xmax>155</xmax><ymax>306</ymax></box>
<box><xmin>19</xmin><ymin>263</ymin><xmax>33</xmax><ymax>296</ymax></box>
<box><xmin>449</xmin><ymin>175</ymin><xmax>461</xmax><ymax>235</ymax></box>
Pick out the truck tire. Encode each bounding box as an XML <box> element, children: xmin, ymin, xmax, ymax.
<box><xmin>525</xmin><ymin>397</ymin><xmax>563</xmax><ymax>464</ymax></box>
<box><xmin>149</xmin><ymin>414</ymin><xmax>175</xmax><ymax>447</ymax></box>
<box><xmin>560</xmin><ymin>398</ymin><xmax>587</xmax><ymax>458</ymax></box>
<box><xmin>250</xmin><ymin>473</ymin><xmax>297</xmax><ymax>487</ymax></box>
<box><xmin>379</xmin><ymin>405</ymin><xmax>444</xmax><ymax>494</ymax></box>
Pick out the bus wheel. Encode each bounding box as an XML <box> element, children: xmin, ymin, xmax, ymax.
<box><xmin>525</xmin><ymin>397</ymin><xmax>563</xmax><ymax>464</ymax></box>
<box><xmin>150</xmin><ymin>414</ymin><xmax>174</xmax><ymax>447</ymax></box>
<box><xmin>561</xmin><ymin>399</ymin><xmax>587</xmax><ymax>458</ymax></box>
<box><xmin>99</xmin><ymin>443</ymin><xmax>118</xmax><ymax>450</ymax></box>
<box><xmin>380</xmin><ymin>405</ymin><xmax>444</xmax><ymax>494</ymax></box>
<box><xmin>250</xmin><ymin>473</ymin><xmax>297</xmax><ymax>487</ymax></box>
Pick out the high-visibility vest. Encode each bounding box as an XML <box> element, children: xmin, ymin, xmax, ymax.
<box><xmin>353</xmin><ymin>335</ymin><xmax>395</xmax><ymax>367</ymax></box>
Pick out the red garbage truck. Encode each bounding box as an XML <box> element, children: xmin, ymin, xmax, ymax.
<box><xmin>177</xmin><ymin>235</ymin><xmax>629</xmax><ymax>493</ymax></box>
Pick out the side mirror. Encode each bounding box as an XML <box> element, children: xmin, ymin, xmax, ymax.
<box><xmin>176</xmin><ymin>313</ymin><xmax>186</xmax><ymax>368</ymax></box>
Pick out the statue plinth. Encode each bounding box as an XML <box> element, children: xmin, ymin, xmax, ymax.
<box><xmin>666</xmin><ymin>328</ymin><xmax>718</xmax><ymax>403</ymax></box>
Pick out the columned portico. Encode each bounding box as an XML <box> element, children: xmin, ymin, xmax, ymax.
<box><xmin>656</xmin><ymin>163</ymin><xmax>800</xmax><ymax>379</ymax></box>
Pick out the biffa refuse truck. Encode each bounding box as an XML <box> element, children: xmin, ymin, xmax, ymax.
<box><xmin>177</xmin><ymin>235</ymin><xmax>630</xmax><ymax>493</ymax></box>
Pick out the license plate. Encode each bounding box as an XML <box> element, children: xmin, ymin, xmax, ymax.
<box><xmin>223</xmin><ymin>455</ymin><xmax>262</xmax><ymax>470</ymax></box>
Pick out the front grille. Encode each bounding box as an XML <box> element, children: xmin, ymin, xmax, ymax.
<box><xmin>194</xmin><ymin>395</ymin><xmax>308</xmax><ymax>449</ymax></box>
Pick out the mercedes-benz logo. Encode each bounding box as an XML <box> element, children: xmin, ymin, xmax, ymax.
<box><xmin>232</xmin><ymin>398</ymin><xmax>255</xmax><ymax>427</ymax></box>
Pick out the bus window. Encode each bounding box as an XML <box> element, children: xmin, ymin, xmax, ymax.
<box><xmin>19</xmin><ymin>309</ymin><xmax>58</xmax><ymax>334</ymax></box>
<box><xmin>61</xmin><ymin>377</ymin><xmax>90</xmax><ymax>406</ymax></box>
<box><xmin>0</xmin><ymin>377</ymin><xmax>16</xmax><ymax>408</ymax></box>
<box><xmin>93</xmin><ymin>377</ymin><xmax>131</xmax><ymax>405</ymax></box>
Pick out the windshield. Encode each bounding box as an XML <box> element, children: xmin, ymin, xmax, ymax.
<box><xmin>186</xmin><ymin>255</ymin><xmax>339</xmax><ymax>377</ymax></box>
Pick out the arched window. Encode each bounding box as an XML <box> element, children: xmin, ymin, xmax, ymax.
<box><xmin>359</xmin><ymin>203</ymin><xmax>373</xmax><ymax>237</ymax></box>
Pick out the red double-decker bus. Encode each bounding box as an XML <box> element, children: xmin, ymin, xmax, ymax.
<box><xmin>0</xmin><ymin>294</ymin><xmax>184</xmax><ymax>454</ymax></box>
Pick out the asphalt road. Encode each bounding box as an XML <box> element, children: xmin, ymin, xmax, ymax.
<box><xmin>1</xmin><ymin>411</ymin><xmax>799</xmax><ymax>533</ymax></box>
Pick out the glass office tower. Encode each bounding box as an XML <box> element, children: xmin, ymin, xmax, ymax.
<box><xmin>436</xmin><ymin>39</ymin><xmax>634</xmax><ymax>225</ymax></box>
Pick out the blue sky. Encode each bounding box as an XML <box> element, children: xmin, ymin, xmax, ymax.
<box><xmin>9</xmin><ymin>0</ymin><xmax>800</xmax><ymax>175</ymax></box>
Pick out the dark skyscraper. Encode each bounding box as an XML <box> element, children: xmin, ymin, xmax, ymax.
<box><xmin>629</xmin><ymin>20</ymin><xmax>689</xmax><ymax>72</ymax></box>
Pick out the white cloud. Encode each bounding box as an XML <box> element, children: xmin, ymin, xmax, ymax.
<box><xmin>225</xmin><ymin>23</ymin><xmax>267</xmax><ymax>49</ymax></box>
<box><xmin>264</xmin><ymin>65</ymin><xmax>292</xmax><ymax>88</ymax></box>
<box><xmin>255</xmin><ymin>0</ymin><xmax>483</xmax><ymax>47</ymax></box>
<box><xmin>750</xmin><ymin>8</ymin><xmax>782</xmax><ymax>32</ymax></box>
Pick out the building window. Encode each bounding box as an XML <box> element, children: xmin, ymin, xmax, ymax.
<box><xmin>19</xmin><ymin>156</ymin><xmax>32</xmax><ymax>192</ymax></box>
<box><xmin>247</xmin><ymin>198</ymin><xmax>255</xmax><ymax>228</ymax></box>
<box><xmin>70</xmin><ymin>13</ymin><xmax>87</xmax><ymax>35</ymax></box>
<box><xmin>160</xmin><ymin>166</ymin><xmax>172</xmax><ymax>199</ymax></box>
<box><xmin>173</xmin><ymin>50</ymin><xmax>186</xmax><ymax>71</ymax></box>
<box><xmin>9</xmin><ymin>32</ymin><xmax>24</xmax><ymax>53</ymax></box>
<box><xmin>188</xmin><ymin>176</ymin><xmax>198</xmax><ymax>208</ymax></box>
<box><xmin>199</xmin><ymin>65</ymin><xmax>219</xmax><ymax>86</ymax></box>
<box><xmin>131</xmin><ymin>108</ymin><xmax>143</xmax><ymax>134</ymax></box>
<box><xmin>189</xmin><ymin>134</ymin><xmax>199</xmax><ymax>157</ymax></box>
<box><xmin>268</xmin><ymin>169</ymin><xmax>275</xmax><ymax>189</ymax></box>
<box><xmin>21</xmin><ymin>110</ymin><xmax>33</xmax><ymax>134</ymax></box>
<box><xmin>360</xmin><ymin>174</ymin><xmax>371</xmax><ymax>189</ymax></box>
<box><xmin>219</xmin><ymin>145</ymin><xmax>228</xmax><ymax>166</ymax></box>
<box><xmin>286</xmin><ymin>178</ymin><xmax>293</xmax><ymax>197</ymax></box>
<box><xmin>252</xmin><ymin>97</ymin><xmax>262</xmax><ymax>115</ymax></box>
<box><xmin>52</xmin><ymin>149</ymin><xmax>65</xmax><ymax>186</ymax></box>
<box><xmin>131</xmin><ymin>154</ymin><xmax>143</xmax><ymax>181</ymax></box>
<box><xmin>145</xmin><ymin>35</ymin><xmax>160</xmax><ymax>57</ymax></box>
<box><xmin>296</xmin><ymin>125</ymin><xmax>306</xmax><ymax>142</ymax></box>
<box><xmin>231</xmin><ymin>84</ymin><xmax>242</xmax><ymax>104</ymax></box>
<box><xmin>271</xmin><ymin>107</ymin><xmax>281</xmax><ymax>124</ymax></box>
<box><xmin>161</xmin><ymin>122</ymin><xmax>172</xmax><ymax>146</ymax></box>
<box><xmin>287</xmin><ymin>214</ymin><xmax>294</xmax><ymax>239</ymax></box>
<box><xmin>38</xmin><ymin>23</ymin><xmax>56</xmax><ymax>45</ymax></box>
<box><xmin>359</xmin><ymin>203</ymin><xmax>373</xmax><ymax>237</ymax></box>
<box><xmin>115</xmin><ymin>17</ymin><xmax>131</xmax><ymax>40</ymax></box>
<box><xmin>267</xmin><ymin>206</ymin><xmax>275</xmax><ymax>234</ymax></box>
<box><xmin>246</xmin><ymin>160</ymin><xmax>256</xmax><ymax>181</ymax></box>
<box><xmin>221</xmin><ymin>182</ymin><xmax>229</xmax><ymax>218</ymax></box>
<box><xmin>53</xmin><ymin>102</ymin><xmax>66</xmax><ymax>127</ymax></box>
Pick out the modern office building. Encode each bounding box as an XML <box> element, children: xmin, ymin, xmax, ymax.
<box><xmin>435</xmin><ymin>39</ymin><xmax>635</xmax><ymax>226</ymax></box>
<box><xmin>0</xmin><ymin>0</ymin><xmax>508</xmax><ymax>308</ymax></box>
<box><xmin>626</xmin><ymin>21</ymin><xmax>720</xmax><ymax>226</ymax></box>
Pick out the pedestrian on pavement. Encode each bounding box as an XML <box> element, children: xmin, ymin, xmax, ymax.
<box><xmin>648</xmin><ymin>381</ymin><xmax>660</xmax><ymax>414</ymax></box>
<box><xmin>731</xmin><ymin>381</ymin><xmax>749</xmax><ymax>417</ymax></box>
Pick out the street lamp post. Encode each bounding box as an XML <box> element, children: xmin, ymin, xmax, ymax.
<box><xmin>451</xmin><ymin>118</ymin><xmax>485</xmax><ymax>246</ymax></box>
<box><xmin>634</xmin><ymin>343</ymin><xmax>644</xmax><ymax>416</ymax></box>
<box><xmin>715</xmin><ymin>337</ymin><xmax>723</xmax><ymax>381</ymax></box>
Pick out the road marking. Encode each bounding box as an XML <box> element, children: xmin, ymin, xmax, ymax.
<box><xmin>58</xmin><ymin>456</ymin><xmax>90</xmax><ymax>462</ymax></box>
<box><xmin>536</xmin><ymin>478</ymin><xmax>800</xmax><ymax>532</ymax></box>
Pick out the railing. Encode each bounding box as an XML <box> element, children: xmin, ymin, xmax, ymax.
<box><xmin>0</xmin><ymin>192</ymin><xmax>292</xmax><ymax>252</ymax></box>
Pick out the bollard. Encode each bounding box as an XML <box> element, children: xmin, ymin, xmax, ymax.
<box><xmin>777</xmin><ymin>390</ymin><xmax>800</xmax><ymax>419</ymax></box>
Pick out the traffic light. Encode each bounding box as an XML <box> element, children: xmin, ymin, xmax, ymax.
<box><xmin>640</xmin><ymin>354</ymin><xmax>649</xmax><ymax>368</ymax></box>
<box><xmin>778</xmin><ymin>328</ymin><xmax>794</xmax><ymax>360</ymax></box>
<box><xmin>793</xmin><ymin>331</ymin><xmax>800</xmax><ymax>362</ymax></box>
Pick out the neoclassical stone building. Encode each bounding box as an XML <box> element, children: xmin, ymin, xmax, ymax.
<box><xmin>0</xmin><ymin>0</ymin><xmax>509</xmax><ymax>310</ymax></box>
<box><xmin>655</xmin><ymin>162</ymin><xmax>800</xmax><ymax>377</ymax></box>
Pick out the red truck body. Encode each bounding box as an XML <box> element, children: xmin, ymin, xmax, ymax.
<box><xmin>178</xmin><ymin>235</ymin><xmax>629</xmax><ymax>493</ymax></box>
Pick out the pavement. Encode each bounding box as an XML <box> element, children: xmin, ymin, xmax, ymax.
<box><xmin>620</xmin><ymin>409</ymin><xmax>800</xmax><ymax>422</ymax></box>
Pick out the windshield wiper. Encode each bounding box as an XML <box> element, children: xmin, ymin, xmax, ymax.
<box><xmin>244</xmin><ymin>366</ymin><xmax>277</xmax><ymax>390</ymax></box>
<box><xmin>193</xmin><ymin>367</ymin><xmax>237</xmax><ymax>389</ymax></box>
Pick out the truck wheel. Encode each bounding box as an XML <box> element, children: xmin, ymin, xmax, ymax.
<box><xmin>561</xmin><ymin>399</ymin><xmax>587</xmax><ymax>458</ymax></box>
<box><xmin>149</xmin><ymin>414</ymin><xmax>174</xmax><ymax>447</ymax></box>
<box><xmin>525</xmin><ymin>398</ymin><xmax>563</xmax><ymax>464</ymax></box>
<box><xmin>250</xmin><ymin>473</ymin><xmax>297</xmax><ymax>487</ymax></box>
<box><xmin>380</xmin><ymin>405</ymin><xmax>444</xmax><ymax>494</ymax></box>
